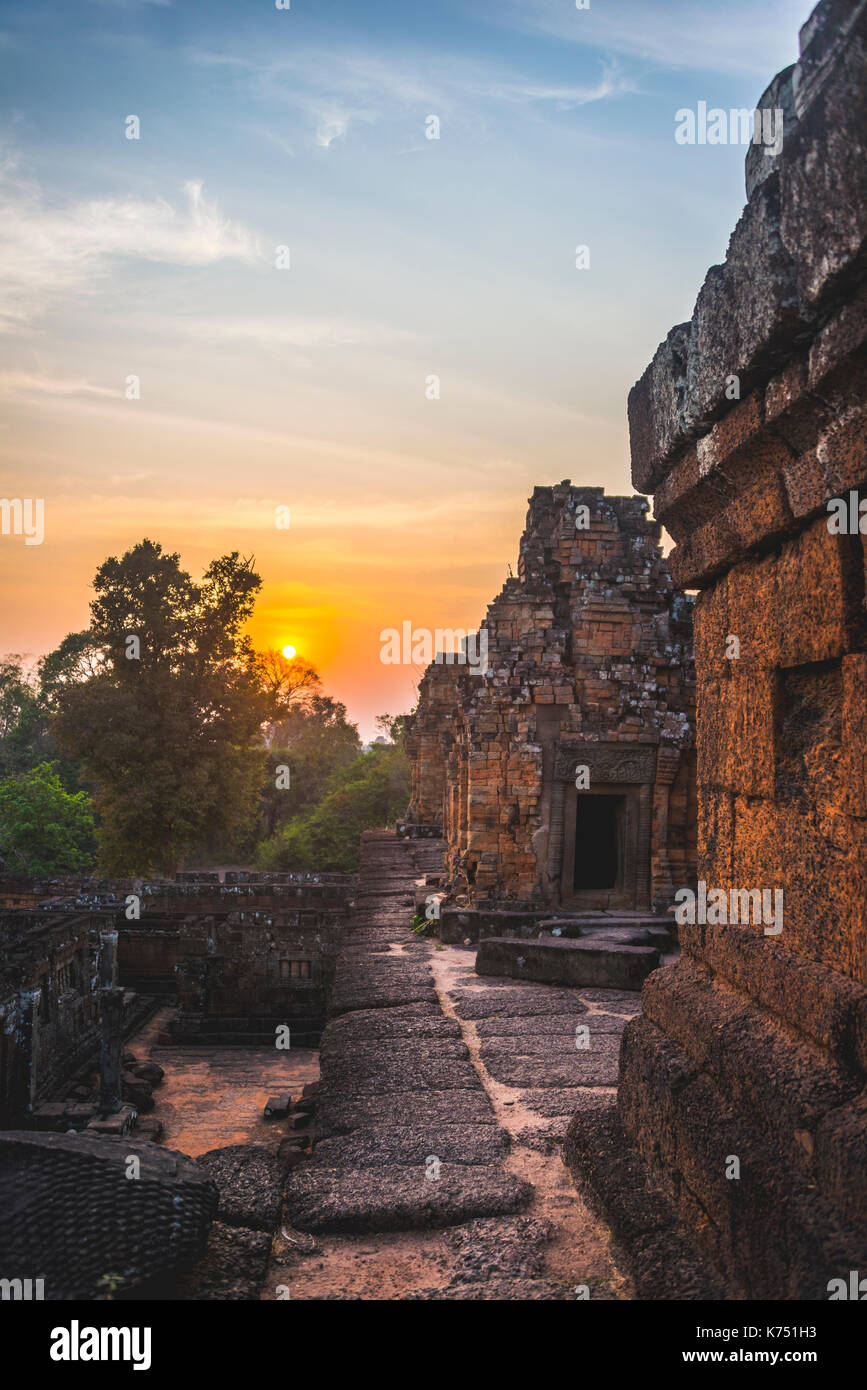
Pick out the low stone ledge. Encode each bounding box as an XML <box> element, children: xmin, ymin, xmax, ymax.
<box><xmin>618</xmin><ymin>1014</ymin><xmax>867</xmax><ymax>1298</ymax></box>
<box><xmin>439</xmin><ymin>906</ymin><xmax>542</xmax><ymax>944</ymax></box>
<box><xmin>475</xmin><ymin>936</ymin><xmax>661</xmax><ymax>992</ymax></box>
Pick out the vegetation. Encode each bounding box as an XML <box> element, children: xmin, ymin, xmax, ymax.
<box><xmin>0</xmin><ymin>540</ymin><xmax>412</xmax><ymax>876</ymax></box>
<box><xmin>0</xmin><ymin>762</ymin><xmax>95</xmax><ymax>875</ymax></box>
<box><xmin>257</xmin><ymin>741</ymin><xmax>411</xmax><ymax>874</ymax></box>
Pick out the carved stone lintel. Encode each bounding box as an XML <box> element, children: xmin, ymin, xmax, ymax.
<box><xmin>554</xmin><ymin>743</ymin><xmax>657</xmax><ymax>784</ymax></box>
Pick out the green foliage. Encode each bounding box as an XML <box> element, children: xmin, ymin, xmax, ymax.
<box><xmin>259</xmin><ymin>695</ymin><xmax>361</xmax><ymax>839</ymax></box>
<box><xmin>410</xmin><ymin>911</ymin><xmax>438</xmax><ymax>938</ymax></box>
<box><xmin>52</xmin><ymin>540</ymin><xmax>268</xmax><ymax>874</ymax></box>
<box><xmin>257</xmin><ymin>742</ymin><xmax>411</xmax><ymax>873</ymax></box>
<box><xmin>0</xmin><ymin>659</ymin><xmax>44</xmax><ymax>778</ymax></box>
<box><xmin>0</xmin><ymin>762</ymin><xmax>95</xmax><ymax>875</ymax></box>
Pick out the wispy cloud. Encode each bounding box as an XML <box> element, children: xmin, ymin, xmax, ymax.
<box><xmin>476</xmin><ymin>0</ymin><xmax>808</xmax><ymax>80</ymax></box>
<box><xmin>177</xmin><ymin>317</ymin><xmax>414</xmax><ymax>350</ymax></box>
<box><xmin>189</xmin><ymin>43</ymin><xmax>634</xmax><ymax>147</ymax></box>
<box><xmin>0</xmin><ymin>160</ymin><xmax>261</xmax><ymax>330</ymax></box>
<box><xmin>0</xmin><ymin>371</ymin><xmax>119</xmax><ymax>400</ymax></box>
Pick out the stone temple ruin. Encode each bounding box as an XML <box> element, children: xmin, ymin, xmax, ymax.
<box><xmin>566</xmin><ymin>0</ymin><xmax>867</xmax><ymax>1300</ymax></box>
<box><xmin>404</xmin><ymin>484</ymin><xmax>697</xmax><ymax>990</ymax></box>
<box><xmin>406</xmin><ymin>486</ymin><xmax>696</xmax><ymax>920</ymax></box>
<box><xmin>0</xmin><ymin>0</ymin><xmax>864</xmax><ymax>1309</ymax></box>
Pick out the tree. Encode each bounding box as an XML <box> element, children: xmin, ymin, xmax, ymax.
<box><xmin>0</xmin><ymin>658</ymin><xmax>44</xmax><ymax>778</ymax></box>
<box><xmin>258</xmin><ymin>694</ymin><xmax>360</xmax><ymax>840</ymax></box>
<box><xmin>53</xmin><ymin>539</ymin><xmax>268</xmax><ymax>874</ymax></box>
<box><xmin>256</xmin><ymin>740</ymin><xmax>411</xmax><ymax>873</ymax></box>
<box><xmin>0</xmin><ymin>762</ymin><xmax>95</xmax><ymax>875</ymax></box>
<box><xmin>255</xmin><ymin>648</ymin><xmax>320</xmax><ymax>746</ymax></box>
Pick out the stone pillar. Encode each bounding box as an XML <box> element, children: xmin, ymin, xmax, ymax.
<box><xmin>98</xmin><ymin>931</ymin><xmax>123</xmax><ymax>1116</ymax></box>
<box><xmin>13</xmin><ymin>989</ymin><xmax>40</xmax><ymax>1119</ymax></box>
<box><xmin>617</xmin><ymin>0</ymin><xmax>867</xmax><ymax>1298</ymax></box>
<box><xmin>649</xmin><ymin>747</ymin><xmax>681</xmax><ymax>909</ymax></box>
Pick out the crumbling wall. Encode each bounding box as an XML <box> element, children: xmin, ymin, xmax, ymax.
<box><xmin>407</xmin><ymin>484</ymin><xmax>696</xmax><ymax>912</ymax></box>
<box><xmin>619</xmin><ymin>0</ymin><xmax>867</xmax><ymax>1297</ymax></box>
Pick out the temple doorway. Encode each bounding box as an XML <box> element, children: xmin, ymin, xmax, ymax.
<box><xmin>573</xmin><ymin>793</ymin><xmax>624</xmax><ymax>892</ymax></box>
<box><xmin>559</xmin><ymin>779</ymin><xmax>651</xmax><ymax>910</ymax></box>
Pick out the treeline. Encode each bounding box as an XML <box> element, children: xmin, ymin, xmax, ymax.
<box><xmin>0</xmin><ymin>539</ymin><xmax>410</xmax><ymax>877</ymax></box>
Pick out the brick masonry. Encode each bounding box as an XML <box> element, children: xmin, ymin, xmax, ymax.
<box><xmin>405</xmin><ymin>484</ymin><xmax>697</xmax><ymax>913</ymax></box>
<box><xmin>607</xmin><ymin>0</ymin><xmax>867</xmax><ymax>1299</ymax></box>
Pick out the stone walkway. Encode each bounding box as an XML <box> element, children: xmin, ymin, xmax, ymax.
<box><xmin>270</xmin><ymin>830</ymin><xmax>638</xmax><ymax>1300</ymax></box>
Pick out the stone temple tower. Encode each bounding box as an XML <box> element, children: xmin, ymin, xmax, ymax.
<box><xmin>405</xmin><ymin>483</ymin><xmax>696</xmax><ymax>914</ymax></box>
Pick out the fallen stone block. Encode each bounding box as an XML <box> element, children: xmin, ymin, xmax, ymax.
<box><xmin>130</xmin><ymin>1060</ymin><xmax>165</xmax><ymax>1086</ymax></box>
<box><xmin>263</xmin><ymin>1094</ymin><xmax>291</xmax><ymax>1119</ymax></box>
<box><xmin>133</xmin><ymin>1116</ymin><xmax>164</xmax><ymax>1142</ymax></box>
<box><xmin>175</xmin><ymin>1221</ymin><xmax>272</xmax><ymax>1301</ymax></box>
<box><xmin>85</xmin><ymin>1105</ymin><xmax>138</xmax><ymax>1136</ymax></box>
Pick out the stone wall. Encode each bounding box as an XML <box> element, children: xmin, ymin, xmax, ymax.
<box><xmin>406</xmin><ymin>484</ymin><xmax>696</xmax><ymax>912</ymax></box>
<box><xmin>618</xmin><ymin>0</ymin><xmax>867</xmax><ymax>1297</ymax></box>
<box><xmin>168</xmin><ymin>906</ymin><xmax>347</xmax><ymax>1047</ymax></box>
<box><xmin>0</xmin><ymin>910</ymin><xmax>152</xmax><ymax>1127</ymax></box>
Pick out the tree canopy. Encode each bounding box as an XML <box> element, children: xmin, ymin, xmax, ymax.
<box><xmin>52</xmin><ymin>540</ymin><xmax>268</xmax><ymax>874</ymax></box>
<box><xmin>0</xmin><ymin>762</ymin><xmax>95</xmax><ymax>875</ymax></box>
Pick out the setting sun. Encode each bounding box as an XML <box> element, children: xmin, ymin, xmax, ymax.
<box><xmin>282</xmin><ymin>644</ymin><xmax>297</xmax><ymax>660</ymax></box>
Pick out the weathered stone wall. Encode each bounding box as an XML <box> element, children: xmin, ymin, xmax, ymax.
<box><xmin>169</xmin><ymin>906</ymin><xmax>347</xmax><ymax>1047</ymax></box>
<box><xmin>619</xmin><ymin>0</ymin><xmax>867</xmax><ymax>1297</ymax></box>
<box><xmin>406</xmin><ymin>484</ymin><xmax>696</xmax><ymax>912</ymax></box>
<box><xmin>0</xmin><ymin>910</ymin><xmax>150</xmax><ymax>1127</ymax></box>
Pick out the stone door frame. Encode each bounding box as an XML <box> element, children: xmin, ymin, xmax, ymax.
<box><xmin>553</xmin><ymin>743</ymin><xmax>656</xmax><ymax>910</ymax></box>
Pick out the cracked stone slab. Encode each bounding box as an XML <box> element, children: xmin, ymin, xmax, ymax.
<box><xmin>480</xmin><ymin>1048</ymin><xmax>620</xmax><ymax>1088</ymax></box>
<box><xmin>475</xmin><ymin>1014</ymin><xmax>628</xmax><ymax>1038</ymax></box>
<box><xmin>577</xmin><ymin>989</ymin><xmax>642</xmax><ymax>1012</ymax></box>
<box><xmin>284</xmin><ymin>1164</ymin><xmax>532</xmax><ymax>1233</ymax></box>
<box><xmin>443</xmin><ymin>1215</ymin><xmax>551</xmax><ymax>1281</ymax></box>
<box><xmin>448</xmin><ymin>988</ymin><xmax>586</xmax><ymax>1020</ymax></box>
<box><xmin>403</xmin><ymin>1278</ymin><xmax>611</xmax><ymax>1300</ymax></box>
<box><xmin>316</xmin><ymin>1088</ymin><xmax>496</xmax><ymax>1138</ymax></box>
<box><xmin>518</xmin><ymin>1088</ymin><xmax>615</xmax><ymax>1117</ymax></box>
<box><xmin>320</xmin><ymin>1037</ymin><xmax>469</xmax><ymax>1067</ymax></box>
<box><xmin>481</xmin><ymin>1031</ymin><xmax>622</xmax><ymax>1058</ymax></box>
<box><xmin>319</xmin><ymin>1051</ymin><xmax>480</xmax><ymax>1095</ymax></box>
<box><xmin>313</xmin><ymin>1123</ymin><xmax>508</xmax><ymax>1168</ymax></box>
<box><xmin>324</xmin><ymin>1006</ymin><xmax>461</xmax><ymax>1044</ymax></box>
<box><xmin>329</xmin><ymin>983</ymin><xmax>439</xmax><ymax>1015</ymax></box>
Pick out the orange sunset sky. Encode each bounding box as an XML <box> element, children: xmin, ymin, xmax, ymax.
<box><xmin>0</xmin><ymin>0</ymin><xmax>811</xmax><ymax>738</ymax></box>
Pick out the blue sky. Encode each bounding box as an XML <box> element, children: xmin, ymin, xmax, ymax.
<box><xmin>0</xmin><ymin>0</ymin><xmax>815</xmax><ymax>735</ymax></box>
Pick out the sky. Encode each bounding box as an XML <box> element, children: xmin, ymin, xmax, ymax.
<box><xmin>0</xmin><ymin>0</ymin><xmax>814</xmax><ymax>738</ymax></box>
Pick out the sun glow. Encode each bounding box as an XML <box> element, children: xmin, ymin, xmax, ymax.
<box><xmin>282</xmin><ymin>644</ymin><xmax>297</xmax><ymax>659</ymax></box>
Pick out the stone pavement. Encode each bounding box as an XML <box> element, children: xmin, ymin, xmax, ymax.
<box><xmin>274</xmin><ymin>830</ymin><xmax>638</xmax><ymax>1299</ymax></box>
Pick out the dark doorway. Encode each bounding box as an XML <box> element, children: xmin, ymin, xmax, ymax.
<box><xmin>574</xmin><ymin>794</ymin><xmax>622</xmax><ymax>891</ymax></box>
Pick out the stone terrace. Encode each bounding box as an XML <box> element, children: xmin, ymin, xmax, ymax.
<box><xmin>274</xmin><ymin>829</ymin><xmax>649</xmax><ymax>1299</ymax></box>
